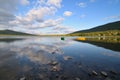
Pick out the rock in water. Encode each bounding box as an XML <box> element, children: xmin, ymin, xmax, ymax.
<box><xmin>20</xmin><ymin>77</ymin><xmax>26</xmax><ymax>80</ymax></box>
<box><xmin>52</xmin><ymin>52</ymin><xmax>55</xmax><ymax>54</ymax></box>
<box><xmin>101</xmin><ymin>71</ymin><xmax>108</xmax><ymax>77</ymax></box>
<box><xmin>75</xmin><ymin>77</ymin><xmax>80</xmax><ymax>80</ymax></box>
<box><xmin>92</xmin><ymin>70</ymin><xmax>98</xmax><ymax>76</ymax></box>
<box><xmin>52</xmin><ymin>61</ymin><xmax>58</xmax><ymax>65</ymax></box>
<box><xmin>63</xmin><ymin>56</ymin><xmax>72</xmax><ymax>60</ymax></box>
<box><xmin>51</xmin><ymin>66</ymin><xmax>58</xmax><ymax>71</ymax></box>
<box><xmin>48</xmin><ymin>61</ymin><xmax>58</xmax><ymax>66</ymax></box>
<box><xmin>51</xmin><ymin>65</ymin><xmax>61</xmax><ymax>71</ymax></box>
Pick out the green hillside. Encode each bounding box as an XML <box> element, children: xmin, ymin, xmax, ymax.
<box><xmin>73</xmin><ymin>21</ymin><xmax>120</xmax><ymax>33</ymax></box>
<box><xmin>0</xmin><ymin>30</ymin><xmax>32</xmax><ymax>35</ymax></box>
<box><xmin>69</xmin><ymin>21</ymin><xmax>120</xmax><ymax>36</ymax></box>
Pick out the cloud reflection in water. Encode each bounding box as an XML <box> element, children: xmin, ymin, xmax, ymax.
<box><xmin>0</xmin><ymin>37</ymin><xmax>74</xmax><ymax>64</ymax></box>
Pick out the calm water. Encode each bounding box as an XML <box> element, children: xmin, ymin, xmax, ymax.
<box><xmin>0</xmin><ymin>36</ymin><xmax>120</xmax><ymax>80</ymax></box>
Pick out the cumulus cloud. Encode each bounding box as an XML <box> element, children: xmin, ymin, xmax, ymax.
<box><xmin>10</xmin><ymin>16</ymin><xmax>64</xmax><ymax>30</ymax></box>
<box><xmin>7</xmin><ymin>0</ymin><xmax>63</xmax><ymax>33</ymax></box>
<box><xmin>63</xmin><ymin>11</ymin><xmax>72</xmax><ymax>17</ymax></box>
<box><xmin>0</xmin><ymin>0</ymin><xmax>30</xmax><ymax>29</ymax></box>
<box><xmin>47</xmin><ymin>0</ymin><xmax>62</xmax><ymax>8</ymax></box>
<box><xmin>0</xmin><ymin>0</ymin><xmax>18</xmax><ymax>12</ymax></box>
<box><xmin>0</xmin><ymin>11</ymin><xmax>15</xmax><ymax>24</ymax></box>
<box><xmin>0</xmin><ymin>0</ymin><xmax>75</xmax><ymax>34</ymax></box>
<box><xmin>78</xmin><ymin>2</ymin><xmax>86</xmax><ymax>7</ymax></box>
<box><xmin>10</xmin><ymin>6</ymin><xmax>57</xmax><ymax>26</ymax></box>
<box><xmin>0</xmin><ymin>0</ymin><xmax>29</xmax><ymax>26</ymax></box>
<box><xmin>38</xmin><ymin>18</ymin><xmax>64</xmax><ymax>28</ymax></box>
<box><xmin>0</xmin><ymin>0</ymin><xmax>18</xmax><ymax>29</ymax></box>
<box><xmin>29</xmin><ymin>18</ymin><xmax>64</xmax><ymax>29</ymax></box>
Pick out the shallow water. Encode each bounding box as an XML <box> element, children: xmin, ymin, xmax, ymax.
<box><xmin>0</xmin><ymin>36</ymin><xmax>120</xmax><ymax>80</ymax></box>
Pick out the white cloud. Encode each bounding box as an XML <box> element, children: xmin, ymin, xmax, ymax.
<box><xmin>26</xmin><ymin>6</ymin><xmax>56</xmax><ymax>22</ymax></box>
<box><xmin>63</xmin><ymin>11</ymin><xmax>72</xmax><ymax>17</ymax></box>
<box><xmin>32</xmin><ymin>18</ymin><xmax>64</xmax><ymax>29</ymax></box>
<box><xmin>20</xmin><ymin>0</ymin><xmax>30</xmax><ymax>5</ymax></box>
<box><xmin>0</xmin><ymin>0</ymin><xmax>74</xmax><ymax>34</ymax></box>
<box><xmin>78</xmin><ymin>2</ymin><xmax>86</xmax><ymax>7</ymax></box>
<box><xmin>9</xmin><ymin>0</ymin><xmax>62</xmax><ymax>31</ymax></box>
<box><xmin>0</xmin><ymin>0</ymin><xmax>18</xmax><ymax>29</ymax></box>
<box><xmin>0</xmin><ymin>0</ymin><xmax>18</xmax><ymax>12</ymax></box>
<box><xmin>10</xmin><ymin>15</ymin><xmax>64</xmax><ymax>29</ymax></box>
<box><xmin>0</xmin><ymin>0</ymin><xmax>30</xmax><ymax>29</ymax></box>
<box><xmin>47</xmin><ymin>0</ymin><xmax>62</xmax><ymax>8</ymax></box>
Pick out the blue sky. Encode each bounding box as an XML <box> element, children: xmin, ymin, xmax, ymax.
<box><xmin>0</xmin><ymin>0</ymin><xmax>120</xmax><ymax>34</ymax></box>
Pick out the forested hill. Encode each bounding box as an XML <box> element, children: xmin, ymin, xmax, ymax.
<box><xmin>0</xmin><ymin>30</ymin><xmax>32</xmax><ymax>35</ymax></box>
<box><xmin>73</xmin><ymin>21</ymin><xmax>120</xmax><ymax>33</ymax></box>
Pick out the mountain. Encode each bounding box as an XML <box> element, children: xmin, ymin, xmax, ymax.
<box><xmin>0</xmin><ymin>30</ymin><xmax>32</xmax><ymax>35</ymax></box>
<box><xmin>73</xmin><ymin>21</ymin><xmax>120</xmax><ymax>33</ymax></box>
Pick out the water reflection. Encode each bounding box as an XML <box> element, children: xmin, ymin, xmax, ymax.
<box><xmin>0</xmin><ymin>38</ymin><xmax>23</xmax><ymax>43</ymax></box>
<box><xmin>0</xmin><ymin>37</ymin><xmax>120</xmax><ymax>80</ymax></box>
<box><xmin>0</xmin><ymin>37</ymin><xmax>75</xmax><ymax>80</ymax></box>
<box><xmin>86</xmin><ymin>37</ymin><xmax>120</xmax><ymax>43</ymax></box>
<box><xmin>79</xmin><ymin>41</ymin><xmax>120</xmax><ymax>52</ymax></box>
<box><xmin>0</xmin><ymin>37</ymin><xmax>73</xmax><ymax>64</ymax></box>
<box><xmin>76</xmin><ymin>37</ymin><xmax>120</xmax><ymax>52</ymax></box>
<box><xmin>101</xmin><ymin>52</ymin><xmax>120</xmax><ymax>58</ymax></box>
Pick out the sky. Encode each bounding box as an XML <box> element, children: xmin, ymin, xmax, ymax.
<box><xmin>0</xmin><ymin>0</ymin><xmax>120</xmax><ymax>34</ymax></box>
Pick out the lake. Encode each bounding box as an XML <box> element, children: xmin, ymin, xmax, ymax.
<box><xmin>0</xmin><ymin>36</ymin><xmax>120</xmax><ymax>80</ymax></box>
